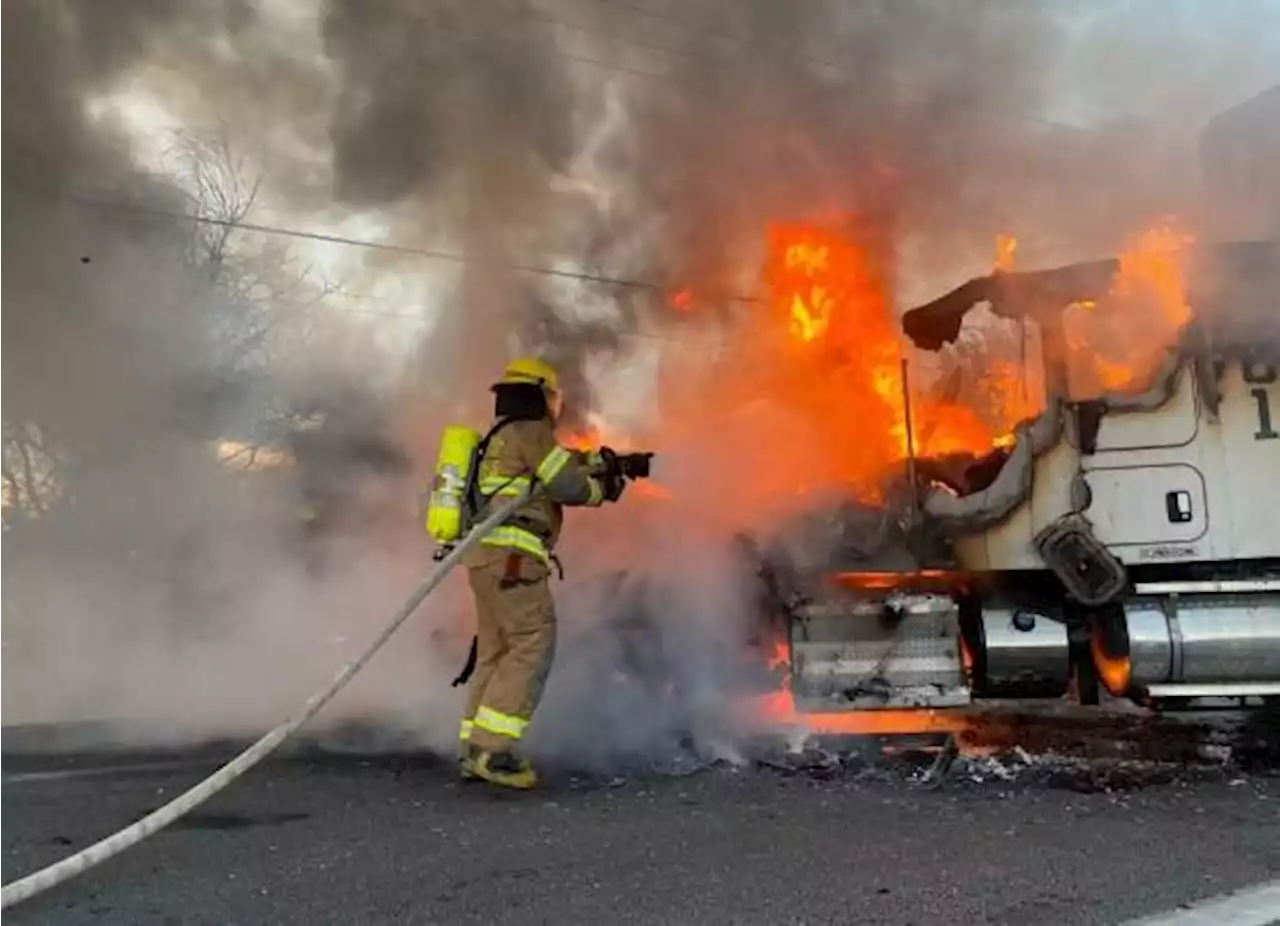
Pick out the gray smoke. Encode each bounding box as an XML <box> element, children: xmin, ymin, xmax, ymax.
<box><xmin>1200</xmin><ymin>83</ymin><xmax>1280</xmax><ymax>241</ymax></box>
<box><xmin>313</xmin><ymin>0</ymin><xmax>1280</xmax><ymax>403</ymax></box>
<box><xmin>591</xmin><ymin>0</ymin><xmax>1278</xmax><ymax>304</ymax></box>
<box><xmin>1</xmin><ymin>1</ymin><xmax>452</xmax><ymax>746</ymax></box>
<box><xmin>318</xmin><ymin>0</ymin><xmax>596</xmax><ymax>421</ymax></box>
<box><xmin>2</xmin><ymin>0</ymin><xmax>248</xmax><ymax>611</ymax></box>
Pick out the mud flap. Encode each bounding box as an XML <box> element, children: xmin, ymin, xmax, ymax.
<box><xmin>1034</xmin><ymin>515</ymin><xmax>1127</xmax><ymax>606</ymax></box>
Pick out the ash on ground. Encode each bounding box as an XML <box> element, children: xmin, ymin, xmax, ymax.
<box><xmin>941</xmin><ymin>749</ymin><xmax>1239</xmax><ymax>794</ymax></box>
<box><xmin>741</xmin><ymin>708</ymin><xmax>1280</xmax><ymax>794</ymax></box>
<box><xmin>740</xmin><ymin>740</ymin><xmax>1250</xmax><ymax>794</ymax></box>
<box><xmin>218</xmin><ymin>701</ymin><xmax>1280</xmax><ymax>794</ymax></box>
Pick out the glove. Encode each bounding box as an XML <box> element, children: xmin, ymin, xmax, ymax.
<box><xmin>596</xmin><ymin>446</ymin><xmax>619</xmax><ymax>476</ymax></box>
<box><xmin>601</xmin><ymin>468</ymin><xmax>627</xmax><ymax>502</ymax></box>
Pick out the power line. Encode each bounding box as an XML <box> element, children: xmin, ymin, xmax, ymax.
<box><xmin>30</xmin><ymin>7</ymin><xmax>1089</xmax><ymax>335</ymax></box>
<box><xmin>56</xmin><ymin>191</ymin><xmax>761</xmax><ymax>344</ymax></box>
<box><xmin>61</xmin><ymin>191</ymin><xmax>673</xmax><ymax>292</ymax></box>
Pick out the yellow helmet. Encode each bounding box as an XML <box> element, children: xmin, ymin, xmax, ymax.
<box><xmin>498</xmin><ymin>357</ymin><xmax>560</xmax><ymax>392</ymax></box>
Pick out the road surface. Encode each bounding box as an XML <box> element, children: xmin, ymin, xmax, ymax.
<box><xmin>4</xmin><ymin>741</ymin><xmax>1279</xmax><ymax>925</ymax></box>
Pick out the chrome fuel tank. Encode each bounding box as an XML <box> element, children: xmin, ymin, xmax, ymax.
<box><xmin>977</xmin><ymin>606</ymin><xmax>1071</xmax><ymax>698</ymax></box>
<box><xmin>1121</xmin><ymin>587</ymin><xmax>1280</xmax><ymax>696</ymax></box>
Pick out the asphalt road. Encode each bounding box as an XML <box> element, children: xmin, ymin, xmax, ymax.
<box><xmin>3</xmin><ymin>745</ymin><xmax>1279</xmax><ymax>926</ymax></box>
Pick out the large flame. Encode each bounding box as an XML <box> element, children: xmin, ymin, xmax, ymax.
<box><xmin>760</xmin><ymin>221</ymin><xmax>1025</xmax><ymax>474</ymax></box>
<box><xmin>572</xmin><ymin>219</ymin><xmax>1042</xmax><ymax>531</ymax></box>
<box><xmin>564</xmin><ymin>217</ymin><xmax>1196</xmax><ymax>739</ymax></box>
<box><xmin>571</xmin><ymin>218</ymin><xmax>1194</xmax><ymax>511</ymax></box>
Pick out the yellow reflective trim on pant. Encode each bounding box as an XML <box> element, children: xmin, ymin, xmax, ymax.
<box><xmin>479</xmin><ymin>475</ymin><xmax>532</xmax><ymax>497</ymax></box>
<box><xmin>479</xmin><ymin>526</ymin><xmax>549</xmax><ymax>563</ymax></box>
<box><xmin>536</xmin><ymin>446</ymin><xmax>573</xmax><ymax>484</ymax></box>
<box><xmin>460</xmin><ymin>719</ymin><xmax>474</xmax><ymax>741</ymax></box>
<box><xmin>474</xmin><ymin>706</ymin><xmax>529</xmax><ymax>740</ymax></box>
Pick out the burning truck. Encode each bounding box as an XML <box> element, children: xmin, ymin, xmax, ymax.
<box><xmin>530</xmin><ymin>217</ymin><xmax>1276</xmax><ymax>760</ymax></box>
<box><xmin>750</xmin><ymin>235</ymin><xmax>1280</xmax><ymax>725</ymax></box>
<box><xmin>731</xmin><ymin>88</ymin><xmax>1280</xmax><ymax>725</ymax></box>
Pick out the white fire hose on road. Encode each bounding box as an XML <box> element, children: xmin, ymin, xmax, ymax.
<box><xmin>1</xmin><ymin>490</ymin><xmax>531</xmax><ymax>910</ymax></box>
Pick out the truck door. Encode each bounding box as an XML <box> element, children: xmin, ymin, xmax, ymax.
<box><xmin>1081</xmin><ymin>463</ymin><xmax>1209</xmax><ymax>557</ymax></box>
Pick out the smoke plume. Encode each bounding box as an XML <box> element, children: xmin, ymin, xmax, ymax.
<box><xmin>1</xmin><ymin>0</ymin><xmax>451</xmax><ymax>746</ymax></box>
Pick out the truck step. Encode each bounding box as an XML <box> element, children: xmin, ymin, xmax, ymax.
<box><xmin>1144</xmin><ymin>682</ymin><xmax>1280</xmax><ymax>698</ymax></box>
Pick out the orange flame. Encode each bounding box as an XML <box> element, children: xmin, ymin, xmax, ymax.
<box><xmin>780</xmin><ymin>241</ymin><xmax>836</xmax><ymax>341</ymax></box>
<box><xmin>606</xmin><ymin>219</ymin><xmax>1043</xmax><ymax>530</ymax></box>
<box><xmin>750</xmin><ymin>638</ymin><xmax>972</xmax><ymax>736</ymax></box>
<box><xmin>581</xmin><ymin>219</ymin><xmax>1190</xmax><ymax>538</ymax></box>
<box><xmin>763</xmin><ymin>222</ymin><xmax>1028</xmax><ymax>465</ymax></box>
<box><xmin>1064</xmin><ymin>219</ymin><xmax>1195</xmax><ymax>395</ymax></box>
<box><xmin>558</xmin><ymin>428</ymin><xmax>602</xmax><ymax>452</ymax></box>
<box><xmin>994</xmin><ymin>233</ymin><xmax>1018</xmax><ymax>272</ymax></box>
<box><xmin>750</xmin><ymin>689</ymin><xmax>974</xmax><ymax>736</ymax></box>
<box><xmin>587</xmin><ymin>219</ymin><xmax>1193</xmax><ymax>520</ymax></box>
<box><xmin>669</xmin><ymin>289</ymin><xmax>695</xmax><ymax>313</ymax></box>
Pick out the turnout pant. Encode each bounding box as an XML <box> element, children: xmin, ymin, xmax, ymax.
<box><xmin>461</xmin><ymin>555</ymin><xmax>558</xmax><ymax>753</ymax></box>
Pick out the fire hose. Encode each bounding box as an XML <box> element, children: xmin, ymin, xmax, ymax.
<box><xmin>0</xmin><ymin>489</ymin><xmax>532</xmax><ymax>910</ymax></box>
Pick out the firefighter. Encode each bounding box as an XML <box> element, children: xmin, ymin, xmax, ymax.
<box><xmin>458</xmin><ymin>357</ymin><xmax>626</xmax><ymax>789</ymax></box>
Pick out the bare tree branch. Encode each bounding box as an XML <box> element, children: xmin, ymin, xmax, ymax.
<box><xmin>168</xmin><ymin>125</ymin><xmax>261</xmax><ymax>273</ymax></box>
<box><xmin>16</xmin><ymin>438</ymin><xmax>43</xmax><ymax>515</ymax></box>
